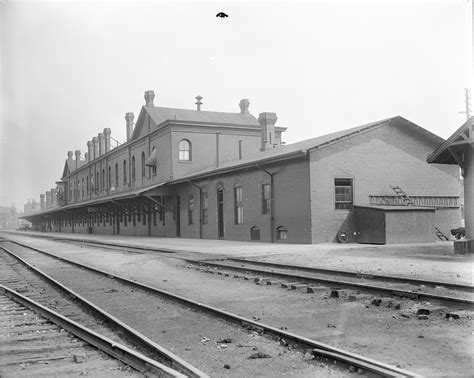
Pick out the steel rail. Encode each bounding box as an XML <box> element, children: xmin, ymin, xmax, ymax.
<box><xmin>184</xmin><ymin>259</ymin><xmax>474</xmax><ymax>307</ymax></box>
<box><xmin>0</xmin><ymin>245</ymin><xmax>208</xmax><ymax>378</ymax></box>
<box><xmin>228</xmin><ymin>257</ymin><xmax>474</xmax><ymax>292</ymax></box>
<box><xmin>2</xmin><ymin>238</ymin><xmax>419</xmax><ymax>377</ymax></box>
<box><xmin>0</xmin><ymin>285</ymin><xmax>185</xmax><ymax>378</ymax></box>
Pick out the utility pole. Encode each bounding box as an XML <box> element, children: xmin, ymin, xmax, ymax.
<box><xmin>459</xmin><ymin>88</ymin><xmax>472</xmax><ymax>120</ymax></box>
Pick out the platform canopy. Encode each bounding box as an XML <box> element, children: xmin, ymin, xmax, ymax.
<box><xmin>427</xmin><ymin>117</ymin><xmax>473</xmax><ymax>168</ymax></box>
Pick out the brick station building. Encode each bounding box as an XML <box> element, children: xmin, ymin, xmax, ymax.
<box><xmin>23</xmin><ymin>91</ymin><xmax>461</xmax><ymax>244</ymax></box>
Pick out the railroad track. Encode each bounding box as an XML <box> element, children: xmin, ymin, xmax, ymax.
<box><xmin>0</xmin><ymin>286</ymin><xmax>183</xmax><ymax>377</ymax></box>
<box><xmin>0</xmin><ymin>236</ymin><xmax>419</xmax><ymax>377</ymax></box>
<box><xmin>0</xmin><ymin>242</ymin><xmax>206</xmax><ymax>377</ymax></box>
<box><xmin>183</xmin><ymin>258</ymin><xmax>474</xmax><ymax>308</ymax></box>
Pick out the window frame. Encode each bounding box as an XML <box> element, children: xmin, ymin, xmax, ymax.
<box><xmin>201</xmin><ymin>192</ymin><xmax>208</xmax><ymax>224</ymax></box>
<box><xmin>262</xmin><ymin>183</ymin><xmax>271</xmax><ymax>214</ymax></box>
<box><xmin>276</xmin><ymin>226</ymin><xmax>288</xmax><ymax>240</ymax></box>
<box><xmin>234</xmin><ymin>185</ymin><xmax>243</xmax><ymax>225</ymax></box>
<box><xmin>334</xmin><ymin>178</ymin><xmax>353</xmax><ymax>210</ymax></box>
<box><xmin>178</xmin><ymin>139</ymin><xmax>192</xmax><ymax>161</ymax></box>
<box><xmin>188</xmin><ymin>193</ymin><xmax>194</xmax><ymax>225</ymax></box>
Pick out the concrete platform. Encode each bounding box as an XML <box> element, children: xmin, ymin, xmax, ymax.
<box><xmin>3</xmin><ymin>230</ymin><xmax>473</xmax><ymax>285</ymax></box>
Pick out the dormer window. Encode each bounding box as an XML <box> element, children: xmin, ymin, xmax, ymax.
<box><xmin>178</xmin><ymin>139</ymin><xmax>191</xmax><ymax>161</ymax></box>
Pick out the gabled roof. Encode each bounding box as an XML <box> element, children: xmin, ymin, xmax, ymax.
<box><xmin>171</xmin><ymin>116</ymin><xmax>444</xmax><ymax>183</ymax></box>
<box><xmin>131</xmin><ymin>105</ymin><xmax>263</xmax><ymax>140</ymax></box>
<box><xmin>427</xmin><ymin>117</ymin><xmax>473</xmax><ymax>164</ymax></box>
<box><xmin>61</xmin><ymin>159</ymin><xmax>87</xmax><ymax>179</ymax></box>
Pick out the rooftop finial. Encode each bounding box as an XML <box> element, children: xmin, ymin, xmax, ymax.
<box><xmin>195</xmin><ymin>95</ymin><xmax>203</xmax><ymax>111</ymax></box>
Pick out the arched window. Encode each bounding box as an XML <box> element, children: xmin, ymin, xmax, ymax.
<box><xmin>115</xmin><ymin>163</ymin><xmax>119</xmax><ymax>188</ymax></box>
<box><xmin>141</xmin><ymin>151</ymin><xmax>146</xmax><ymax>178</ymax></box>
<box><xmin>108</xmin><ymin>166</ymin><xmax>111</xmax><ymax>190</ymax></box>
<box><xmin>276</xmin><ymin>226</ymin><xmax>288</xmax><ymax>241</ymax></box>
<box><xmin>250</xmin><ymin>226</ymin><xmax>260</xmax><ymax>241</ymax></box>
<box><xmin>123</xmin><ymin>160</ymin><xmax>127</xmax><ymax>183</ymax></box>
<box><xmin>131</xmin><ymin>156</ymin><xmax>136</xmax><ymax>182</ymax></box>
<box><xmin>178</xmin><ymin>139</ymin><xmax>191</xmax><ymax>161</ymax></box>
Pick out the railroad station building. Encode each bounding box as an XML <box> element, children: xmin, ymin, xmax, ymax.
<box><xmin>23</xmin><ymin>91</ymin><xmax>462</xmax><ymax>244</ymax></box>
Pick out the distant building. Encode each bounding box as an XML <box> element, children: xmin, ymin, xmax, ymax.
<box><xmin>0</xmin><ymin>205</ymin><xmax>18</xmax><ymax>229</ymax></box>
<box><xmin>23</xmin><ymin>91</ymin><xmax>461</xmax><ymax>244</ymax></box>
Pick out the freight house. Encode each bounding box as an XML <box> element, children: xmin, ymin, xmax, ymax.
<box><xmin>23</xmin><ymin>91</ymin><xmax>461</xmax><ymax>244</ymax></box>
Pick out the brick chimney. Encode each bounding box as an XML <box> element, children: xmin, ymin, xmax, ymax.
<box><xmin>125</xmin><ymin>112</ymin><xmax>134</xmax><ymax>141</ymax></box>
<box><xmin>40</xmin><ymin>194</ymin><xmax>45</xmax><ymax>211</ymax></box>
<box><xmin>87</xmin><ymin>141</ymin><xmax>93</xmax><ymax>162</ymax></box>
<box><xmin>75</xmin><ymin>150</ymin><xmax>81</xmax><ymax>170</ymax></box>
<box><xmin>104</xmin><ymin>128</ymin><xmax>111</xmax><ymax>153</ymax></box>
<box><xmin>258</xmin><ymin>112</ymin><xmax>278</xmax><ymax>151</ymax></box>
<box><xmin>144</xmin><ymin>90</ymin><xmax>155</xmax><ymax>106</ymax></box>
<box><xmin>92</xmin><ymin>137</ymin><xmax>99</xmax><ymax>159</ymax></box>
<box><xmin>51</xmin><ymin>188</ymin><xmax>57</xmax><ymax>207</ymax></box>
<box><xmin>239</xmin><ymin>99</ymin><xmax>250</xmax><ymax>114</ymax></box>
<box><xmin>98</xmin><ymin>133</ymin><xmax>105</xmax><ymax>156</ymax></box>
<box><xmin>45</xmin><ymin>191</ymin><xmax>51</xmax><ymax>208</ymax></box>
<box><xmin>67</xmin><ymin>151</ymin><xmax>73</xmax><ymax>160</ymax></box>
<box><xmin>84</xmin><ymin>152</ymin><xmax>88</xmax><ymax>162</ymax></box>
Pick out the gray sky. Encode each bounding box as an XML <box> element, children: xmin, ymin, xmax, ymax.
<box><xmin>0</xmin><ymin>0</ymin><xmax>472</xmax><ymax>210</ymax></box>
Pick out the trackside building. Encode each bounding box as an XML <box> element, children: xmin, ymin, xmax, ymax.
<box><xmin>23</xmin><ymin>91</ymin><xmax>461</xmax><ymax>244</ymax></box>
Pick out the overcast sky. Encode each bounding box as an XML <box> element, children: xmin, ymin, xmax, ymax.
<box><xmin>0</xmin><ymin>0</ymin><xmax>472</xmax><ymax>210</ymax></box>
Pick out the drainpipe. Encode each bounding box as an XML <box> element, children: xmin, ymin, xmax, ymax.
<box><xmin>256</xmin><ymin>164</ymin><xmax>275</xmax><ymax>243</ymax></box>
<box><xmin>188</xmin><ymin>180</ymin><xmax>203</xmax><ymax>239</ymax></box>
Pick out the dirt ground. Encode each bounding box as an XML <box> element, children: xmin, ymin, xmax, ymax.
<box><xmin>3</xmin><ymin>233</ymin><xmax>473</xmax><ymax>377</ymax></box>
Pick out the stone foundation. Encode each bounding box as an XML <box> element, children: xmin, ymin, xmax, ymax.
<box><xmin>453</xmin><ymin>239</ymin><xmax>474</xmax><ymax>254</ymax></box>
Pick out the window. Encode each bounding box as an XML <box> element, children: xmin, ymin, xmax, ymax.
<box><xmin>178</xmin><ymin>139</ymin><xmax>191</xmax><ymax>161</ymax></box>
<box><xmin>188</xmin><ymin>194</ymin><xmax>194</xmax><ymax>225</ymax></box>
<box><xmin>262</xmin><ymin>183</ymin><xmax>271</xmax><ymax>214</ymax></box>
<box><xmin>250</xmin><ymin>226</ymin><xmax>260</xmax><ymax>240</ymax></box>
<box><xmin>115</xmin><ymin>163</ymin><xmax>119</xmax><ymax>188</ymax></box>
<box><xmin>96</xmin><ymin>172</ymin><xmax>99</xmax><ymax>192</ymax></box>
<box><xmin>108</xmin><ymin>166</ymin><xmax>111</xmax><ymax>190</ymax></box>
<box><xmin>102</xmin><ymin>169</ymin><xmax>105</xmax><ymax>190</ymax></box>
<box><xmin>201</xmin><ymin>192</ymin><xmax>208</xmax><ymax>224</ymax></box>
<box><xmin>234</xmin><ymin>185</ymin><xmax>243</xmax><ymax>224</ymax></box>
<box><xmin>277</xmin><ymin>226</ymin><xmax>288</xmax><ymax>240</ymax></box>
<box><xmin>335</xmin><ymin>178</ymin><xmax>353</xmax><ymax>210</ymax></box>
<box><xmin>141</xmin><ymin>151</ymin><xmax>146</xmax><ymax>178</ymax></box>
<box><xmin>131</xmin><ymin>156</ymin><xmax>136</xmax><ymax>182</ymax></box>
<box><xmin>123</xmin><ymin>160</ymin><xmax>127</xmax><ymax>183</ymax></box>
<box><xmin>86</xmin><ymin>176</ymin><xmax>89</xmax><ymax>194</ymax></box>
<box><xmin>82</xmin><ymin>178</ymin><xmax>84</xmax><ymax>198</ymax></box>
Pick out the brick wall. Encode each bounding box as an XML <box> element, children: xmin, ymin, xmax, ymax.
<box><xmin>309</xmin><ymin>124</ymin><xmax>460</xmax><ymax>243</ymax></box>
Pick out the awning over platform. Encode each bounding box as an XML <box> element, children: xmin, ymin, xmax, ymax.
<box><xmin>21</xmin><ymin>181</ymin><xmax>168</xmax><ymax>219</ymax></box>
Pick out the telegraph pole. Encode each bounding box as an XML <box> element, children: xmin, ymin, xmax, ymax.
<box><xmin>459</xmin><ymin>88</ymin><xmax>472</xmax><ymax>120</ymax></box>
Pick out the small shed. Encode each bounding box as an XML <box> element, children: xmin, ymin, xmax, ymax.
<box><xmin>354</xmin><ymin>205</ymin><xmax>435</xmax><ymax>244</ymax></box>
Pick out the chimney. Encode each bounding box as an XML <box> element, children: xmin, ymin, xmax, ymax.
<box><xmin>84</xmin><ymin>152</ymin><xmax>89</xmax><ymax>162</ymax></box>
<box><xmin>144</xmin><ymin>90</ymin><xmax>155</xmax><ymax>106</ymax></box>
<box><xmin>75</xmin><ymin>150</ymin><xmax>81</xmax><ymax>170</ymax></box>
<box><xmin>51</xmin><ymin>188</ymin><xmax>57</xmax><ymax>207</ymax></box>
<box><xmin>125</xmin><ymin>112</ymin><xmax>134</xmax><ymax>141</ymax></box>
<box><xmin>92</xmin><ymin>137</ymin><xmax>99</xmax><ymax>159</ymax></box>
<box><xmin>40</xmin><ymin>194</ymin><xmax>45</xmax><ymax>211</ymax></box>
<box><xmin>87</xmin><ymin>141</ymin><xmax>93</xmax><ymax>162</ymax></box>
<box><xmin>258</xmin><ymin>112</ymin><xmax>278</xmax><ymax>151</ymax></box>
<box><xmin>104</xmin><ymin>128</ymin><xmax>111</xmax><ymax>153</ymax></box>
<box><xmin>45</xmin><ymin>191</ymin><xmax>51</xmax><ymax>208</ymax></box>
<box><xmin>195</xmin><ymin>95</ymin><xmax>203</xmax><ymax>111</ymax></box>
<box><xmin>67</xmin><ymin>151</ymin><xmax>73</xmax><ymax>160</ymax></box>
<box><xmin>98</xmin><ymin>133</ymin><xmax>105</xmax><ymax>156</ymax></box>
<box><xmin>239</xmin><ymin>99</ymin><xmax>250</xmax><ymax>114</ymax></box>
